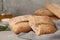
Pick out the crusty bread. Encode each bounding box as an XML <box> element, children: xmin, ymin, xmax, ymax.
<box><xmin>29</xmin><ymin>16</ymin><xmax>56</xmax><ymax>35</ymax></box>
<box><xmin>45</xmin><ymin>3</ymin><xmax>60</xmax><ymax>18</ymax></box>
<box><xmin>9</xmin><ymin>15</ymin><xmax>31</xmax><ymax>34</ymax></box>
<box><xmin>36</xmin><ymin>24</ymin><xmax>56</xmax><ymax>35</ymax></box>
<box><xmin>29</xmin><ymin>16</ymin><xmax>53</xmax><ymax>25</ymax></box>
<box><xmin>9</xmin><ymin>15</ymin><xmax>56</xmax><ymax>35</ymax></box>
<box><xmin>9</xmin><ymin>15</ymin><xmax>30</xmax><ymax>25</ymax></box>
<box><xmin>11</xmin><ymin>22</ymin><xmax>31</xmax><ymax>34</ymax></box>
<box><xmin>35</xmin><ymin>9</ymin><xmax>54</xmax><ymax>16</ymax></box>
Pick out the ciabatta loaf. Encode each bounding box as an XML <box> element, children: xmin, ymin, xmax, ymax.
<box><xmin>29</xmin><ymin>16</ymin><xmax>56</xmax><ymax>35</ymax></box>
<box><xmin>9</xmin><ymin>15</ymin><xmax>31</xmax><ymax>34</ymax></box>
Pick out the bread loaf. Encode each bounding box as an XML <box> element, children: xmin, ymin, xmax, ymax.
<box><xmin>29</xmin><ymin>16</ymin><xmax>56</xmax><ymax>35</ymax></box>
<box><xmin>9</xmin><ymin>15</ymin><xmax>31</xmax><ymax>34</ymax></box>
<box><xmin>35</xmin><ymin>9</ymin><xmax>54</xmax><ymax>16</ymax></box>
<box><xmin>45</xmin><ymin>3</ymin><xmax>60</xmax><ymax>18</ymax></box>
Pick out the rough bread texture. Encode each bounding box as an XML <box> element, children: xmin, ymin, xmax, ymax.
<box><xmin>8</xmin><ymin>15</ymin><xmax>31</xmax><ymax>34</ymax></box>
<box><xmin>29</xmin><ymin>16</ymin><xmax>56</xmax><ymax>35</ymax></box>
<box><xmin>35</xmin><ymin>9</ymin><xmax>54</xmax><ymax>16</ymax></box>
<box><xmin>45</xmin><ymin>3</ymin><xmax>60</xmax><ymax>18</ymax></box>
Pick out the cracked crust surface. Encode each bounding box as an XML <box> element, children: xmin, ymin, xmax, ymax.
<box><xmin>29</xmin><ymin>16</ymin><xmax>56</xmax><ymax>35</ymax></box>
<box><xmin>8</xmin><ymin>15</ymin><xmax>31</xmax><ymax>34</ymax></box>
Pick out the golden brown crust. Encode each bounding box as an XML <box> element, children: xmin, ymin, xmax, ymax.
<box><xmin>29</xmin><ymin>16</ymin><xmax>53</xmax><ymax>25</ymax></box>
<box><xmin>9</xmin><ymin>15</ymin><xmax>30</xmax><ymax>25</ymax></box>
<box><xmin>29</xmin><ymin>16</ymin><xmax>56</xmax><ymax>35</ymax></box>
<box><xmin>9</xmin><ymin>15</ymin><xmax>57</xmax><ymax>35</ymax></box>
<box><xmin>12</xmin><ymin>22</ymin><xmax>31</xmax><ymax>34</ymax></box>
<box><xmin>9</xmin><ymin>15</ymin><xmax>31</xmax><ymax>34</ymax></box>
<box><xmin>45</xmin><ymin>3</ymin><xmax>60</xmax><ymax>18</ymax></box>
<box><xmin>36</xmin><ymin>24</ymin><xmax>56</xmax><ymax>35</ymax></box>
<box><xmin>35</xmin><ymin>9</ymin><xmax>54</xmax><ymax>16</ymax></box>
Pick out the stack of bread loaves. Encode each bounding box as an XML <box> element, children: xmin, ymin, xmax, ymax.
<box><xmin>35</xmin><ymin>9</ymin><xmax>59</xmax><ymax>21</ymax></box>
<box><xmin>9</xmin><ymin>3</ymin><xmax>60</xmax><ymax>36</ymax></box>
<box><xmin>35</xmin><ymin>3</ymin><xmax>60</xmax><ymax>21</ymax></box>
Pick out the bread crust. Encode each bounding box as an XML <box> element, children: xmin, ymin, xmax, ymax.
<box><xmin>9</xmin><ymin>15</ymin><xmax>31</xmax><ymax>34</ymax></box>
<box><xmin>35</xmin><ymin>9</ymin><xmax>54</xmax><ymax>16</ymax></box>
<box><xmin>29</xmin><ymin>16</ymin><xmax>56</xmax><ymax>35</ymax></box>
<box><xmin>36</xmin><ymin>24</ymin><xmax>56</xmax><ymax>35</ymax></box>
<box><xmin>29</xmin><ymin>16</ymin><xmax>53</xmax><ymax>25</ymax></box>
<box><xmin>49</xmin><ymin>16</ymin><xmax>59</xmax><ymax>21</ymax></box>
<box><xmin>45</xmin><ymin>3</ymin><xmax>60</xmax><ymax>18</ymax></box>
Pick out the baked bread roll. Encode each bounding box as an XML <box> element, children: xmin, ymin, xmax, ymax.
<box><xmin>29</xmin><ymin>16</ymin><xmax>56</xmax><ymax>35</ymax></box>
<box><xmin>45</xmin><ymin>3</ymin><xmax>60</xmax><ymax>18</ymax></box>
<box><xmin>9</xmin><ymin>15</ymin><xmax>31</xmax><ymax>34</ymax></box>
<box><xmin>35</xmin><ymin>9</ymin><xmax>54</xmax><ymax>16</ymax></box>
<box><xmin>37</xmin><ymin>24</ymin><xmax>56</xmax><ymax>35</ymax></box>
<box><xmin>29</xmin><ymin>16</ymin><xmax>53</xmax><ymax>25</ymax></box>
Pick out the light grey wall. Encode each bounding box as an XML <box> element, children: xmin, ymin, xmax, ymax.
<box><xmin>3</xmin><ymin>0</ymin><xmax>49</xmax><ymax>16</ymax></box>
<box><xmin>0</xmin><ymin>0</ymin><xmax>2</xmax><ymax>13</ymax></box>
<box><xmin>0</xmin><ymin>0</ymin><xmax>60</xmax><ymax>16</ymax></box>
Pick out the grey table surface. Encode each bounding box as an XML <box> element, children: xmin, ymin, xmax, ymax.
<box><xmin>0</xmin><ymin>31</ymin><xmax>27</xmax><ymax>40</ymax></box>
<box><xmin>0</xmin><ymin>31</ymin><xmax>60</xmax><ymax>40</ymax></box>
